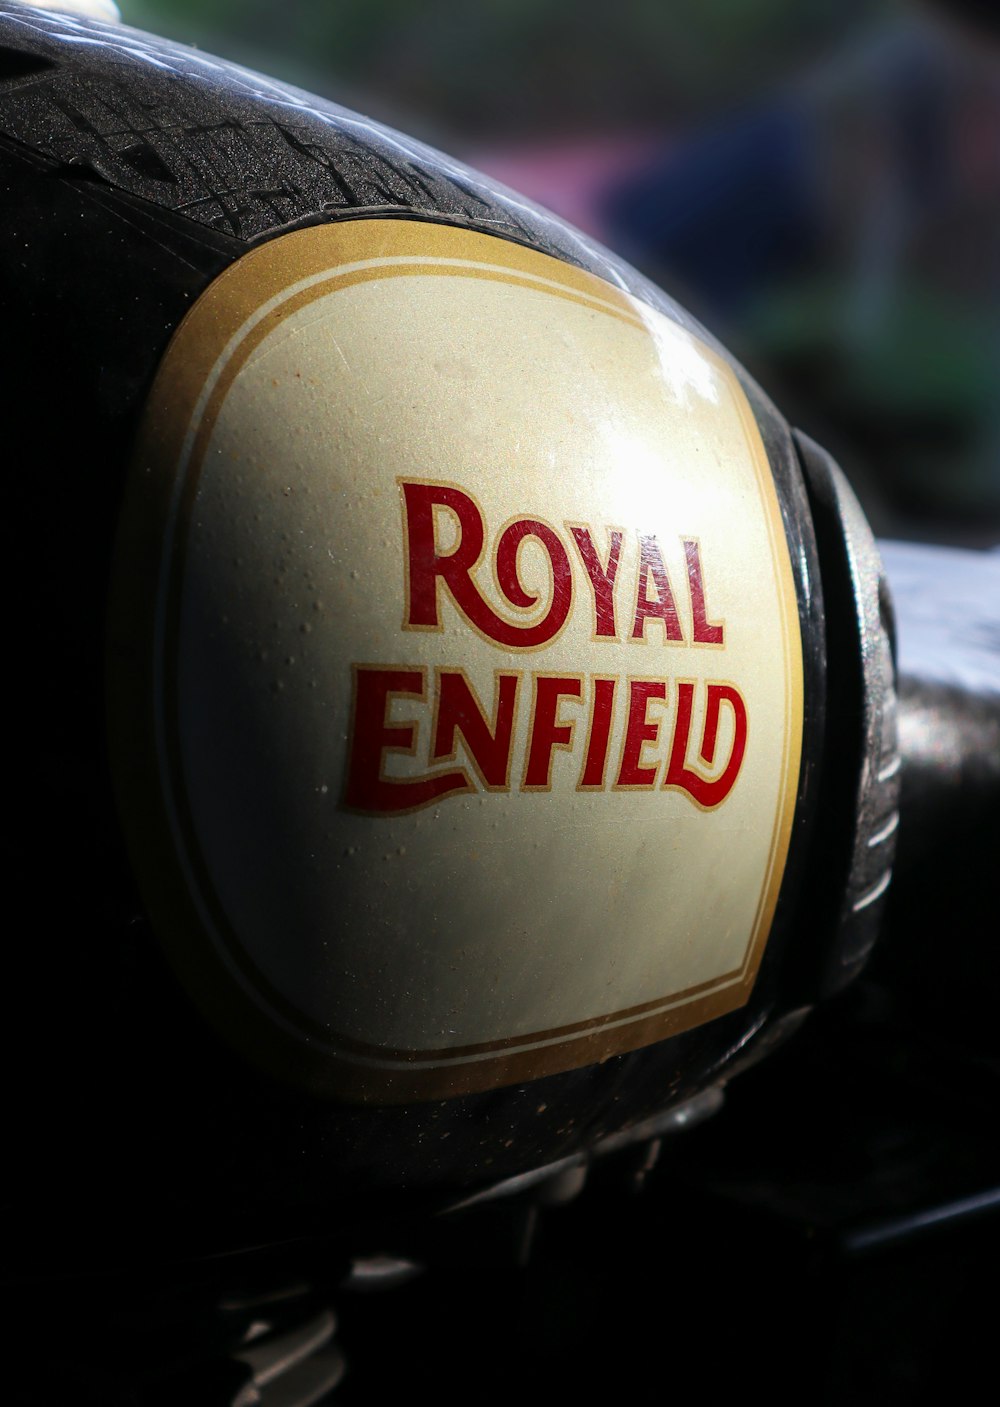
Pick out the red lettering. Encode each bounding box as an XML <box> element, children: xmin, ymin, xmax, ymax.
<box><xmin>494</xmin><ymin>517</ymin><xmax>573</xmax><ymax>642</ymax></box>
<box><xmin>402</xmin><ymin>482</ymin><xmax>485</xmax><ymax>629</ymax></box>
<box><xmin>344</xmin><ymin>667</ymin><xmax>470</xmax><ymax>814</ymax></box>
<box><xmin>524</xmin><ymin>676</ymin><xmax>583</xmax><ymax>789</ymax></box>
<box><xmin>432</xmin><ymin>670</ymin><xmax>519</xmax><ymax>789</ymax></box>
<box><xmin>631</xmin><ymin>535</ymin><xmax>684</xmax><ymax>643</ymax></box>
<box><xmin>570</xmin><ymin>527</ymin><xmax>622</xmax><ymax>638</ymax></box>
<box><xmin>685</xmin><ymin>539</ymin><xmax>724</xmax><ymax>645</ymax></box>
<box><xmin>616</xmin><ymin>680</ymin><xmax>668</xmax><ymax>787</ymax></box>
<box><xmin>402</xmin><ymin>482</ymin><xmax>570</xmax><ymax>648</ymax></box>
<box><xmin>579</xmin><ymin>677</ymin><xmax>616</xmax><ymax>788</ymax></box>
<box><xmin>664</xmin><ymin>682</ymin><xmax>747</xmax><ymax>807</ymax></box>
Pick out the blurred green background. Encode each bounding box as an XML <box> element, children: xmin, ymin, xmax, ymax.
<box><xmin>118</xmin><ymin>0</ymin><xmax>1000</xmax><ymax>544</ymax></box>
<box><xmin>123</xmin><ymin>0</ymin><xmax>886</xmax><ymax>140</ymax></box>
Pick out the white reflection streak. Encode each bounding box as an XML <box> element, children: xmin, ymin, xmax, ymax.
<box><xmin>637</xmin><ymin>304</ymin><xmax>721</xmax><ymax>412</ymax></box>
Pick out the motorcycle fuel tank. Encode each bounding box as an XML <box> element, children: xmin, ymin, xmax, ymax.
<box><xmin>0</xmin><ymin>2</ymin><xmax>895</xmax><ymax>1260</ymax></box>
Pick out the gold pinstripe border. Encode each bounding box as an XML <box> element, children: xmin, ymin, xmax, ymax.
<box><xmin>107</xmin><ymin>219</ymin><xmax>803</xmax><ymax>1102</ymax></box>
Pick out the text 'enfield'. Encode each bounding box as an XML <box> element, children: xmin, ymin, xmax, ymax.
<box><xmin>345</xmin><ymin>481</ymin><xmax>749</xmax><ymax>815</ymax></box>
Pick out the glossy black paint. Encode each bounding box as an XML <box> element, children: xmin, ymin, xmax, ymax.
<box><xmin>0</xmin><ymin>5</ymin><xmax>880</xmax><ymax>1268</ymax></box>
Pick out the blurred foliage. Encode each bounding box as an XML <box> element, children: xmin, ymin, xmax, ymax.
<box><xmin>117</xmin><ymin>0</ymin><xmax>998</xmax><ymax>534</ymax></box>
<box><xmin>750</xmin><ymin>281</ymin><xmax>996</xmax><ymax>417</ymax></box>
<box><xmin>123</xmin><ymin>0</ymin><xmax>894</xmax><ymax>138</ymax></box>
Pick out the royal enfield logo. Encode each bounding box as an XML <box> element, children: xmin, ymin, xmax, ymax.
<box><xmin>346</xmin><ymin>482</ymin><xmax>747</xmax><ymax>814</ymax></box>
<box><xmin>110</xmin><ymin>219</ymin><xmax>803</xmax><ymax>1099</ymax></box>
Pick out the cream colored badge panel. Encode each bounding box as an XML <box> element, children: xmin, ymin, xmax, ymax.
<box><xmin>134</xmin><ymin>221</ymin><xmax>802</xmax><ymax>1089</ymax></box>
